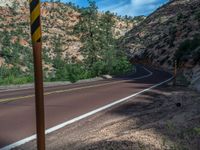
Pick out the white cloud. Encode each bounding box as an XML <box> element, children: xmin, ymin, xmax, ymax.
<box><xmin>132</xmin><ymin>0</ymin><xmax>158</xmax><ymax>5</ymax></box>
<box><xmin>98</xmin><ymin>1</ymin><xmax>127</xmax><ymax>11</ymax></box>
<box><xmin>98</xmin><ymin>0</ymin><xmax>168</xmax><ymax>16</ymax></box>
<box><xmin>45</xmin><ymin>0</ymin><xmax>168</xmax><ymax>16</ymax></box>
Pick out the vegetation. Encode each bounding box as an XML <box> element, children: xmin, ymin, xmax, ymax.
<box><xmin>175</xmin><ymin>34</ymin><xmax>200</xmax><ymax>66</ymax></box>
<box><xmin>73</xmin><ymin>0</ymin><xmax>131</xmax><ymax>77</ymax></box>
<box><xmin>11</xmin><ymin>0</ymin><xmax>18</xmax><ymax>15</ymax></box>
<box><xmin>0</xmin><ymin>30</ymin><xmax>34</xmax><ymax>85</ymax></box>
<box><xmin>49</xmin><ymin>0</ymin><xmax>132</xmax><ymax>83</ymax></box>
<box><xmin>0</xmin><ymin>0</ymin><xmax>132</xmax><ymax>85</ymax></box>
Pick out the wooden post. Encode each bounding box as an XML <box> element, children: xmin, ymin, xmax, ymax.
<box><xmin>173</xmin><ymin>60</ymin><xmax>177</xmax><ymax>86</ymax></box>
<box><xmin>29</xmin><ymin>0</ymin><xmax>46</xmax><ymax>149</ymax></box>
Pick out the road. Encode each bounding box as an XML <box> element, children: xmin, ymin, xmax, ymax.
<box><xmin>0</xmin><ymin>65</ymin><xmax>172</xmax><ymax>149</ymax></box>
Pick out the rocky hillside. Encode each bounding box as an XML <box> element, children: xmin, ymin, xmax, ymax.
<box><xmin>120</xmin><ymin>0</ymin><xmax>200</xmax><ymax>90</ymax></box>
<box><xmin>0</xmin><ymin>0</ymin><xmax>144</xmax><ymax>71</ymax></box>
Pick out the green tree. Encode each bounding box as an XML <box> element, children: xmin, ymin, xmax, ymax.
<box><xmin>98</xmin><ymin>11</ymin><xmax>117</xmax><ymax>74</ymax></box>
<box><xmin>11</xmin><ymin>0</ymin><xmax>18</xmax><ymax>15</ymax></box>
<box><xmin>52</xmin><ymin>36</ymin><xmax>64</xmax><ymax>70</ymax></box>
<box><xmin>74</xmin><ymin>0</ymin><xmax>100</xmax><ymax>69</ymax></box>
<box><xmin>74</xmin><ymin>0</ymin><xmax>131</xmax><ymax>76</ymax></box>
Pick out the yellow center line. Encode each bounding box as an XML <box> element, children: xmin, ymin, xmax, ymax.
<box><xmin>0</xmin><ymin>80</ymin><xmax>126</xmax><ymax>103</ymax></box>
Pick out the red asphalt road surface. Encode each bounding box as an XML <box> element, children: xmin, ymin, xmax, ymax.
<box><xmin>0</xmin><ymin>65</ymin><xmax>172</xmax><ymax>149</ymax></box>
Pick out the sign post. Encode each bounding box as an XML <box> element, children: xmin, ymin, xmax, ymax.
<box><xmin>173</xmin><ymin>60</ymin><xmax>177</xmax><ymax>86</ymax></box>
<box><xmin>29</xmin><ymin>0</ymin><xmax>45</xmax><ymax>149</ymax></box>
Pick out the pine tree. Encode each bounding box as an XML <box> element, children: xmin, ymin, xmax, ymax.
<box><xmin>52</xmin><ymin>35</ymin><xmax>63</xmax><ymax>70</ymax></box>
<box><xmin>74</xmin><ymin>0</ymin><xmax>131</xmax><ymax>76</ymax></box>
<box><xmin>98</xmin><ymin>11</ymin><xmax>117</xmax><ymax>73</ymax></box>
<box><xmin>11</xmin><ymin>0</ymin><xmax>18</xmax><ymax>15</ymax></box>
<box><xmin>74</xmin><ymin>0</ymin><xmax>100</xmax><ymax>69</ymax></box>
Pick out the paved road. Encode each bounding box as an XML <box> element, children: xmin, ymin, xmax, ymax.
<box><xmin>0</xmin><ymin>65</ymin><xmax>172</xmax><ymax>149</ymax></box>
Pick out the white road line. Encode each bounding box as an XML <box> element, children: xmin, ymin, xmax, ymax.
<box><xmin>0</xmin><ymin>68</ymin><xmax>173</xmax><ymax>150</ymax></box>
<box><xmin>133</xmin><ymin>67</ymin><xmax>152</xmax><ymax>80</ymax></box>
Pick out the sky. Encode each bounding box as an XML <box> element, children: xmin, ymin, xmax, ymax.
<box><xmin>42</xmin><ymin>0</ymin><xmax>169</xmax><ymax>17</ymax></box>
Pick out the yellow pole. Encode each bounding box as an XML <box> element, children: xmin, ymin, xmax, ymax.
<box><xmin>29</xmin><ymin>0</ymin><xmax>45</xmax><ymax>149</ymax></box>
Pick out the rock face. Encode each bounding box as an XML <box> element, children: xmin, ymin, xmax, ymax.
<box><xmin>0</xmin><ymin>0</ymin><xmax>12</xmax><ymax>7</ymax></box>
<box><xmin>120</xmin><ymin>0</ymin><xmax>200</xmax><ymax>90</ymax></box>
<box><xmin>0</xmin><ymin>0</ymin><xmax>25</xmax><ymax>7</ymax></box>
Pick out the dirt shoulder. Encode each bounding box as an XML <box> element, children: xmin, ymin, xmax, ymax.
<box><xmin>16</xmin><ymin>84</ymin><xmax>200</xmax><ymax>150</ymax></box>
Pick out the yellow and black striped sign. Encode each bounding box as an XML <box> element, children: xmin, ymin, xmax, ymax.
<box><xmin>29</xmin><ymin>0</ymin><xmax>42</xmax><ymax>44</ymax></box>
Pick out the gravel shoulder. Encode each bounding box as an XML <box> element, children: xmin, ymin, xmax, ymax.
<box><xmin>16</xmin><ymin>84</ymin><xmax>200</xmax><ymax>150</ymax></box>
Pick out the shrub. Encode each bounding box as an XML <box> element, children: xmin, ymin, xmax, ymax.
<box><xmin>175</xmin><ymin>35</ymin><xmax>200</xmax><ymax>65</ymax></box>
<box><xmin>0</xmin><ymin>76</ymin><xmax>33</xmax><ymax>85</ymax></box>
<box><xmin>0</xmin><ymin>66</ymin><xmax>33</xmax><ymax>85</ymax></box>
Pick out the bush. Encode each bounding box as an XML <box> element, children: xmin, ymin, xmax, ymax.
<box><xmin>0</xmin><ymin>76</ymin><xmax>33</xmax><ymax>85</ymax></box>
<box><xmin>68</xmin><ymin>64</ymin><xmax>89</xmax><ymax>83</ymax></box>
<box><xmin>175</xmin><ymin>35</ymin><xmax>200</xmax><ymax>65</ymax></box>
<box><xmin>49</xmin><ymin>55</ymin><xmax>132</xmax><ymax>83</ymax></box>
<box><xmin>50</xmin><ymin>63</ymin><xmax>91</xmax><ymax>83</ymax></box>
<box><xmin>0</xmin><ymin>66</ymin><xmax>21</xmax><ymax>78</ymax></box>
<box><xmin>0</xmin><ymin>66</ymin><xmax>33</xmax><ymax>85</ymax></box>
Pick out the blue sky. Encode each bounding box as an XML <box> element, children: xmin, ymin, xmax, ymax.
<box><xmin>42</xmin><ymin>0</ymin><xmax>169</xmax><ymax>16</ymax></box>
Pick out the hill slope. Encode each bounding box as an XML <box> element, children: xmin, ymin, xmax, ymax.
<box><xmin>120</xmin><ymin>0</ymin><xmax>200</xmax><ymax>90</ymax></box>
<box><xmin>0</xmin><ymin>0</ymin><xmax>144</xmax><ymax>81</ymax></box>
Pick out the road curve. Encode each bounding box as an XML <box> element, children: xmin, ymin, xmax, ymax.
<box><xmin>0</xmin><ymin>65</ymin><xmax>172</xmax><ymax>149</ymax></box>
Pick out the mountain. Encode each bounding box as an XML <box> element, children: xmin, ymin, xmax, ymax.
<box><xmin>120</xmin><ymin>0</ymin><xmax>200</xmax><ymax>90</ymax></box>
<box><xmin>0</xmin><ymin>0</ymin><xmax>144</xmax><ymax>78</ymax></box>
